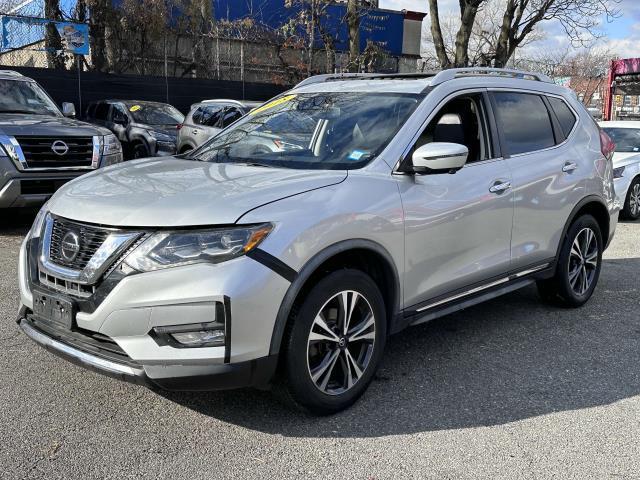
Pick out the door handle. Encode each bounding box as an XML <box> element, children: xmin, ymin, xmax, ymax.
<box><xmin>562</xmin><ymin>162</ymin><xmax>578</xmax><ymax>173</ymax></box>
<box><xmin>489</xmin><ymin>181</ymin><xmax>512</xmax><ymax>194</ymax></box>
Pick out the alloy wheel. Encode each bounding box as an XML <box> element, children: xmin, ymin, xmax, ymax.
<box><xmin>630</xmin><ymin>183</ymin><xmax>640</xmax><ymax>217</ymax></box>
<box><xmin>306</xmin><ymin>290</ymin><xmax>376</xmax><ymax>396</ymax></box>
<box><xmin>568</xmin><ymin>227</ymin><xmax>599</xmax><ymax>296</ymax></box>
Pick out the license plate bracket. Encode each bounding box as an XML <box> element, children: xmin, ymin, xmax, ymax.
<box><xmin>32</xmin><ymin>289</ymin><xmax>75</xmax><ymax>329</ymax></box>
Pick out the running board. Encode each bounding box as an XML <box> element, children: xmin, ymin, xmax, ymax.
<box><xmin>398</xmin><ymin>262</ymin><xmax>553</xmax><ymax>331</ymax></box>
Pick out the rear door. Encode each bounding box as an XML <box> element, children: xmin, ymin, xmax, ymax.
<box><xmin>490</xmin><ymin>90</ymin><xmax>583</xmax><ymax>269</ymax></box>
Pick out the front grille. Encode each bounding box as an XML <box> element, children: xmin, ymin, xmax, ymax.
<box><xmin>15</xmin><ymin>136</ymin><xmax>94</xmax><ymax>169</ymax></box>
<box><xmin>49</xmin><ymin>217</ymin><xmax>110</xmax><ymax>270</ymax></box>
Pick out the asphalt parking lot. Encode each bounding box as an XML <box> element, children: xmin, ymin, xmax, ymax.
<box><xmin>1</xmin><ymin>212</ymin><xmax>639</xmax><ymax>480</ymax></box>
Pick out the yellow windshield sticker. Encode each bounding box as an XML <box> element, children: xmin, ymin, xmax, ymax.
<box><xmin>250</xmin><ymin>94</ymin><xmax>296</xmax><ymax>115</ymax></box>
<box><xmin>129</xmin><ymin>105</ymin><xmax>141</xmax><ymax>112</ymax></box>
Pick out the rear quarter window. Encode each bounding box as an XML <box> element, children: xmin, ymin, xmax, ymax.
<box><xmin>548</xmin><ymin>96</ymin><xmax>577</xmax><ymax>139</ymax></box>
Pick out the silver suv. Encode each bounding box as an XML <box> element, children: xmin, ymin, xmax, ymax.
<box><xmin>0</xmin><ymin>70</ymin><xmax>123</xmax><ymax>211</ymax></box>
<box><xmin>17</xmin><ymin>69</ymin><xmax>619</xmax><ymax>414</ymax></box>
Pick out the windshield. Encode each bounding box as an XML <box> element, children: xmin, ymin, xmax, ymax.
<box><xmin>190</xmin><ymin>92</ymin><xmax>423</xmax><ymax>170</ymax></box>
<box><xmin>126</xmin><ymin>103</ymin><xmax>184</xmax><ymax>125</ymax></box>
<box><xmin>0</xmin><ymin>79</ymin><xmax>61</xmax><ymax>116</ymax></box>
<box><xmin>602</xmin><ymin>127</ymin><xmax>640</xmax><ymax>153</ymax></box>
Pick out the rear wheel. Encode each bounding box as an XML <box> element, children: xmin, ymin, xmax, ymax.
<box><xmin>622</xmin><ymin>177</ymin><xmax>640</xmax><ymax>220</ymax></box>
<box><xmin>279</xmin><ymin>270</ymin><xmax>386</xmax><ymax>415</ymax></box>
<box><xmin>537</xmin><ymin>214</ymin><xmax>603</xmax><ymax>307</ymax></box>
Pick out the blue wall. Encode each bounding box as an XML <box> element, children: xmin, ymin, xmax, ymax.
<box><xmin>213</xmin><ymin>0</ymin><xmax>405</xmax><ymax>55</ymax></box>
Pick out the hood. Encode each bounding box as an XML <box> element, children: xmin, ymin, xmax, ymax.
<box><xmin>612</xmin><ymin>151</ymin><xmax>640</xmax><ymax>167</ymax></box>
<box><xmin>0</xmin><ymin>113</ymin><xmax>110</xmax><ymax>136</ymax></box>
<box><xmin>47</xmin><ymin>158</ymin><xmax>347</xmax><ymax>227</ymax></box>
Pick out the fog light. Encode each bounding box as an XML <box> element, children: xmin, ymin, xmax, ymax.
<box><xmin>171</xmin><ymin>330</ymin><xmax>224</xmax><ymax>346</ymax></box>
<box><xmin>152</xmin><ymin>321</ymin><xmax>225</xmax><ymax>348</ymax></box>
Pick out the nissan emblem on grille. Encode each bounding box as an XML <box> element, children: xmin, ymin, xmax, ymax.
<box><xmin>60</xmin><ymin>231</ymin><xmax>81</xmax><ymax>262</ymax></box>
<box><xmin>51</xmin><ymin>140</ymin><xmax>69</xmax><ymax>156</ymax></box>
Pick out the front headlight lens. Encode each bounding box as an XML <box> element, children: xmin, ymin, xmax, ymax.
<box><xmin>124</xmin><ymin>223</ymin><xmax>273</xmax><ymax>272</ymax></box>
<box><xmin>149</xmin><ymin>130</ymin><xmax>175</xmax><ymax>143</ymax></box>
<box><xmin>102</xmin><ymin>134</ymin><xmax>122</xmax><ymax>155</ymax></box>
<box><xmin>613</xmin><ymin>166</ymin><xmax>625</xmax><ymax>178</ymax></box>
<box><xmin>28</xmin><ymin>204</ymin><xmax>48</xmax><ymax>239</ymax></box>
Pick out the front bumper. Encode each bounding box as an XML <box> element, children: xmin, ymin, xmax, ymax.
<box><xmin>614</xmin><ymin>175</ymin><xmax>631</xmax><ymax>207</ymax></box>
<box><xmin>17</xmin><ymin>312</ymin><xmax>278</xmax><ymax>390</ymax></box>
<box><xmin>18</xmin><ymin>232</ymin><xmax>291</xmax><ymax>390</ymax></box>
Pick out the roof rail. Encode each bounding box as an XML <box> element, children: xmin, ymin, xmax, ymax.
<box><xmin>294</xmin><ymin>72</ymin><xmax>438</xmax><ymax>89</ymax></box>
<box><xmin>0</xmin><ymin>70</ymin><xmax>24</xmax><ymax>78</ymax></box>
<box><xmin>431</xmin><ymin>67</ymin><xmax>552</xmax><ymax>86</ymax></box>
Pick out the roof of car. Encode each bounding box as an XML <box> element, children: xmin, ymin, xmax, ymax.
<box><xmin>0</xmin><ymin>70</ymin><xmax>29</xmax><ymax>81</ymax></box>
<box><xmin>197</xmin><ymin>99</ymin><xmax>262</xmax><ymax>108</ymax></box>
<box><xmin>599</xmin><ymin>121</ymin><xmax>640</xmax><ymax>128</ymax></box>
<box><xmin>290</xmin><ymin>69</ymin><xmax>557</xmax><ymax>95</ymax></box>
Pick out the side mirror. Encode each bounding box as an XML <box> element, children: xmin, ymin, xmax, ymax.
<box><xmin>408</xmin><ymin>142</ymin><xmax>468</xmax><ymax>174</ymax></box>
<box><xmin>62</xmin><ymin>102</ymin><xmax>76</xmax><ymax>118</ymax></box>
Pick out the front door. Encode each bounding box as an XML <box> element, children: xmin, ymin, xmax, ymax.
<box><xmin>398</xmin><ymin>90</ymin><xmax>514</xmax><ymax>309</ymax></box>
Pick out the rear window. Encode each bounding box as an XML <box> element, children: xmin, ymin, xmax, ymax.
<box><xmin>493</xmin><ymin>92</ymin><xmax>555</xmax><ymax>155</ymax></box>
<box><xmin>193</xmin><ymin>105</ymin><xmax>224</xmax><ymax>127</ymax></box>
<box><xmin>548</xmin><ymin>97</ymin><xmax>577</xmax><ymax>139</ymax></box>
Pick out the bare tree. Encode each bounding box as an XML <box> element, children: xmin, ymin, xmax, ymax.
<box><xmin>346</xmin><ymin>0</ymin><xmax>361</xmax><ymax>72</ymax></box>
<box><xmin>44</xmin><ymin>0</ymin><xmax>66</xmax><ymax>69</ymax></box>
<box><xmin>427</xmin><ymin>0</ymin><xmax>621</xmax><ymax>69</ymax></box>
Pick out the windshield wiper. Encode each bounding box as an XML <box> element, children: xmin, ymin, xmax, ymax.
<box><xmin>228</xmin><ymin>161</ymin><xmax>274</xmax><ymax>168</ymax></box>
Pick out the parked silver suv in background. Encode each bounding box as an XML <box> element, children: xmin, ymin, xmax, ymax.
<box><xmin>0</xmin><ymin>70</ymin><xmax>122</xmax><ymax>211</ymax></box>
<box><xmin>17</xmin><ymin>69</ymin><xmax>618</xmax><ymax>414</ymax></box>
<box><xmin>177</xmin><ymin>99</ymin><xmax>261</xmax><ymax>153</ymax></box>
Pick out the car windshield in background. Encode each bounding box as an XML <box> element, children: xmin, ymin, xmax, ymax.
<box><xmin>0</xmin><ymin>80</ymin><xmax>60</xmax><ymax>116</ymax></box>
<box><xmin>126</xmin><ymin>103</ymin><xmax>184</xmax><ymax>125</ymax></box>
<box><xmin>602</xmin><ymin>127</ymin><xmax>640</xmax><ymax>153</ymax></box>
<box><xmin>191</xmin><ymin>92</ymin><xmax>423</xmax><ymax>170</ymax></box>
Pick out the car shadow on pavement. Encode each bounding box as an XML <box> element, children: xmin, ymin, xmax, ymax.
<box><xmin>0</xmin><ymin>208</ymin><xmax>36</xmax><ymax>236</ymax></box>
<box><xmin>162</xmin><ymin>257</ymin><xmax>640</xmax><ymax>437</ymax></box>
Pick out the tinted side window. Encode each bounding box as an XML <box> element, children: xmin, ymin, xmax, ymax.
<box><xmin>493</xmin><ymin>92</ymin><xmax>555</xmax><ymax>155</ymax></box>
<box><xmin>94</xmin><ymin>102</ymin><xmax>110</xmax><ymax>121</ymax></box>
<box><xmin>548</xmin><ymin>97</ymin><xmax>577</xmax><ymax>139</ymax></box>
<box><xmin>191</xmin><ymin>107</ymin><xmax>204</xmax><ymax>124</ymax></box>
<box><xmin>221</xmin><ymin>107</ymin><xmax>243</xmax><ymax>128</ymax></box>
<box><xmin>85</xmin><ymin>103</ymin><xmax>96</xmax><ymax>118</ymax></box>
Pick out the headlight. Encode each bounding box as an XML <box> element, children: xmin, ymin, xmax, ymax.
<box><xmin>28</xmin><ymin>204</ymin><xmax>48</xmax><ymax>239</ymax></box>
<box><xmin>123</xmin><ymin>223</ymin><xmax>273</xmax><ymax>272</ymax></box>
<box><xmin>148</xmin><ymin>130</ymin><xmax>175</xmax><ymax>143</ymax></box>
<box><xmin>102</xmin><ymin>134</ymin><xmax>122</xmax><ymax>155</ymax></box>
<box><xmin>613</xmin><ymin>166</ymin><xmax>625</xmax><ymax>178</ymax></box>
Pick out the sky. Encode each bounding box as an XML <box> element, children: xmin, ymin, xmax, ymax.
<box><xmin>379</xmin><ymin>0</ymin><xmax>640</xmax><ymax>60</ymax></box>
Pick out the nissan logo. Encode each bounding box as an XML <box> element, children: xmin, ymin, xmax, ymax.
<box><xmin>51</xmin><ymin>140</ymin><xmax>69</xmax><ymax>156</ymax></box>
<box><xmin>60</xmin><ymin>231</ymin><xmax>80</xmax><ymax>263</ymax></box>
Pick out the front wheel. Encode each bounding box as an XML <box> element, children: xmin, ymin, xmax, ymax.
<box><xmin>622</xmin><ymin>177</ymin><xmax>640</xmax><ymax>220</ymax></box>
<box><xmin>132</xmin><ymin>142</ymin><xmax>150</xmax><ymax>159</ymax></box>
<box><xmin>537</xmin><ymin>214</ymin><xmax>603</xmax><ymax>307</ymax></box>
<box><xmin>279</xmin><ymin>270</ymin><xmax>387</xmax><ymax>414</ymax></box>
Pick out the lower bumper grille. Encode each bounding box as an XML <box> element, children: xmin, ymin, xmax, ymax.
<box><xmin>39</xmin><ymin>270</ymin><xmax>96</xmax><ymax>298</ymax></box>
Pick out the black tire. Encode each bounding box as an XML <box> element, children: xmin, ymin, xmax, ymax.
<box><xmin>278</xmin><ymin>269</ymin><xmax>387</xmax><ymax>415</ymax></box>
<box><xmin>132</xmin><ymin>142</ymin><xmax>150</xmax><ymax>159</ymax></box>
<box><xmin>622</xmin><ymin>177</ymin><xmax>640</xmax><ymax>220</ymax></box>
<box><xmin>536</xmin><ymin>214</ymin><xmax>603</xmax><ymax>307</ymax></box>
<box><xmin>180</xmin><ymin>146</ymin><xmax>193</xmax><ymax>155</ymax></box>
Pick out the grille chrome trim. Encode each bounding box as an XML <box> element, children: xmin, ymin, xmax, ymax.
<box><xmin>39</xmin><ymin>214</ymin><xmax>142</xmax><ymax>285</ymax></box>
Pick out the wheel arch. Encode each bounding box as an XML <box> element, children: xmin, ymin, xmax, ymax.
<box><xmin>268</xmin><ymin>239</ymin><xmax>402</xmax><ymax>356</ymax></box>
<box><xmin>558</xmin><ymin>195</ymin><xmax>611</xmax><ymax>257</ymax></box>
